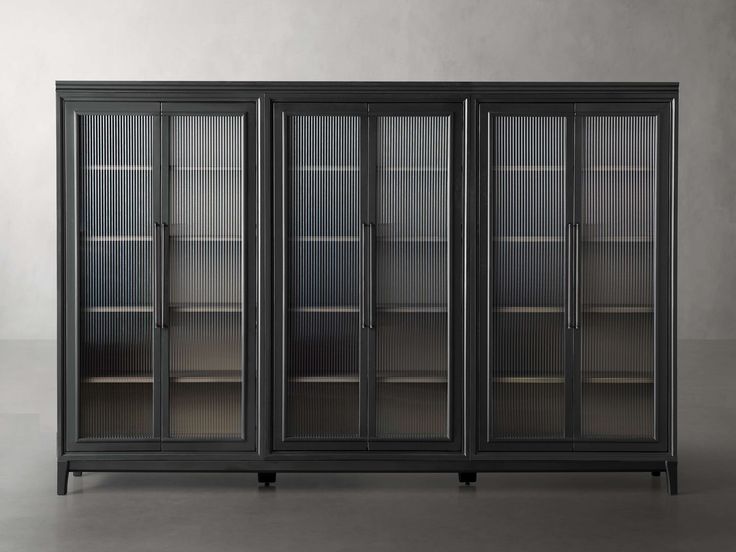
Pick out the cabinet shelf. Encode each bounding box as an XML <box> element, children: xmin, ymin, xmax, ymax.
<box><xmin>585</xmin><ymin>306</ymin><xmax>653</xmax><ymax>313</ymax></box>
<box><xmin>290</xmin><ymin>166</ymin><xmax>358</xmax><ymax>172</ymax></box>
<box><xmin>494</xmin><ymin>376</ymin><xmax>565</xmax><ymax>384</ymax></box>
<box><xmin>172</xmin><ymin>166</ymin><xmax>241</xmax><ymax>171</ymax></box>
<box><xmin>172</xmin><ymin>236</ymin><xmax>241</xmax><ymax>242</ymax></box>
<box><xmin>494</xmin><ymin>306</ymin><xmax>563</xmax><ymax>313</ymax></box>
<box><xmin>585</xmin><ymin>236</ymin><xmax>653</xmax><ymax>243</ymax></box>
<box><xmin>82</xmin><ymin>376</ymin><xmax>153</xmax><ymax>384</ymax></box>
<box><xmin>378</xmin><ymin>236</ymin><xmax>447</xmax><ymax>243</ymax></box>
<box><xmin>82</xmin><ymin>235</ymin><xmax>152</xmax><ymax>242</ymax></box>
<box><xmin>290</xmin><ymin>306</ymin><xmax>358</xmax><ymax>313</ymax></box>
<box><xmin>583</xmin><ymin>376</ymin><xmax>654</xmax><ymax>384</ymax></box>
<box><xmin>584</xmin><ymin>165</ymin><xmax>653</xmax><ymax>172</ymax></box>
<box><xmin>289</xmin><ymin>374</ymin><xmax>447</xmax><ymax>384</ymax></box>
<box><xmin>494</xmin><ymin>236</ymin><xmax>563</xmax><ymax>243</ymax></box>
<box><xmin>495</xmin><ymin>165</ymin><xmax>564</xmax><ymax>172</ymax></box>
<box><xmin>84</xmin><ymin>165</ymin><xmax>152</xmax><ymax>171</ymax></box>
<box><xmin>290</xmin><ymin>236</ymin><xmax>359</xmax><ymax>242</ymax></box>
<box><xmin>377</xmin><ymin>305</ymin><xmax>447</xmax><ymax>313</ymax></box>
<box><xmin>170</xmin><ymin>370</ymin><xmax>241</xmax><ymax>383</ymax></box>
<box><xmin>83</xmin><ymin>306</ymin><xmax>153</xmax><ymax>313</ymax></box>
<box><xmin>170</xmin><ymin>304</ymin><xmax>241</xmax><ymax>313</ymax></box>
<box><xmin>289</xmin><ymin>376</ymin><xmax>359</xmax><ymax>384</ymax></box>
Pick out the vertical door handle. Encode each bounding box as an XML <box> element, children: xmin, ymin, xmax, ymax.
<box><xmin>566</xmin><ymin>223</ymin><xmax>573</xmax><ymax>329</ymax></box>
<box><xmin>368</xmin><ymin>222</ymin><xmax>375</xmax><ymax>329</ymax></box>
<box><xmin>161</xmin><ymin>223</ymin><xmax>170</xmax><ymax>328</ymax></box>
<box><xmin>574</xmin><ymin>223</ymin><xmax>581</xmax><ymax>330</ymax></box>
<box><xmin>154</xmin><ymin>222</ymin><xmax>162</xmax><ymax>328</ymax></box>
<box><xmin>361</xmin><ymin>223</ymin><xmax>375</xmax><ymax>329</ymax></box>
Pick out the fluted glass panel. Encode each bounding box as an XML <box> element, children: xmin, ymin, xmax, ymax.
<box><xmin>580</xmin><ymin>115</ymin><xmax>657</xmax><ymax>440</ymax></box>
<box><xmin>285</xmin><ymin>115</ymin><xmax>361</xmax><ymax>439</ymax></box>
<box><xmin>375</xmin><ymin>116</ymin><xmax>449</xmax><ymax>439</ymax></box>
<box><xmin>168</xmin><ymin>115</ymin><xmax>244</xmax><ymax>440</ymax></box>
<box><xmin>78</xmin><ymin>114</ymin><xmax>154</xmax><ymax>440</ymax></box>
<box><xmin>490</xmin><ymin>116</ymin><xmax>566</xmax><ymax>440</ymax></box>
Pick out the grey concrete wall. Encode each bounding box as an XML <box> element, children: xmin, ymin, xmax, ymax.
<box><xmin>0</xmin><ymin>0</ymin><xmax>734</xmax><ymax>339</ymax></box>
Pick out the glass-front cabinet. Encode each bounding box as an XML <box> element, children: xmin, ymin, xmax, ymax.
<box><xmin>64</xmin><ymin>102</ymin><xmax>257</xmax><ymax>451</ymax></box>
<box><xmin>479</xmin><ymin>102</ymin><xmax>670</xmax><ymax>452</ymax></box>
<box><xmin>273</xmin><ymin>102</ymin><xmax>464</xmax><ymax>451</ymax></box>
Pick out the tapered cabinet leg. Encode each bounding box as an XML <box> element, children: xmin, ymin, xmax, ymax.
<box><xmin>57</xmin><ymin>462</ymin><xmax>69</xmax><ymax>496</ymax></box>
<box><xmin>458</xmin><ymin>472</ymin><xmax>477</xmax><ymax>486</ymax></box>
<box><xmin>666</xmin><ymin>461</ymin><xmax>678</xmax><ymax>495</ymax></box>
<box><xmin>73</xmin><ymin>471</ymin><xmax>83</xmax><ymax>477</ymax></box>
<box><xmin>651</xmin><ymin>471</ymin><xmax>661</xmax><ymax>477</ymax></box>
<box><xmin>258</xmin><ymin>472</ymin><xmax>276</xmax><ymax>486</ymax></box>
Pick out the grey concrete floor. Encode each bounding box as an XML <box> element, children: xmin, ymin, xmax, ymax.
<box><xmin>0</xmin><ymin>339</ymin><xmax>734</xmax><ymax>552</ymax></box>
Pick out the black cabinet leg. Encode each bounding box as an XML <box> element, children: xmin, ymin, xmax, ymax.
<box><xmin>73</xmin><ymin>471</ymin><xmax>83</xmax><ymax>477</ymax></box>
<box><xmin>458</xmin><ymin>472</ymin><xmax>477</xmax><ymax>486</ymax></box>
<box><xmin>666</xmin><ymin>461</ymin><xmax>678</xmax><ymax>495</ymax></box>
<box><xmin>258</xmin><ymin>472</ymin><xmax>276</xmax><ymax>487</ymax></box>
<box><xmin>651</xmin><ymin>471</ymin><xmax>661</xmax><ymax>477</ymax></box>
<box><xmin>57</xmin><ymin>462</ymin><xmax>69</xmax><ymax>496</ymax></box>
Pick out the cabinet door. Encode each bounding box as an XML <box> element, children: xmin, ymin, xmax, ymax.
<box><xmin>368</xmin><ymin>104</ymin><xmax>464</xmax><ymax>450</ymax></box>
<box><xmin>574</xmin><ymin>104</ymin><xmax>671</xmax><ymax>451</ymax></box>
<box><xmin>273</xmin><ymin>104</ymin><xmax>368</xmax><ymax>450</ymax></box>
<box><xmin>161</xmin><ymin>103</ymin><xmax>257</xmax><ymax>451</ymax></box>
<box><xmin>64</xmin><ymin>102</ymin><xmax>161</xmax><ymax>451</ymax></box>
<box><xmin>479</xmin><ymin>104</ymin><xmax>574</xmax><ymax>451</ymax></box>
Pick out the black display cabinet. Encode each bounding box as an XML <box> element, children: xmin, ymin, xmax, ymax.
<box><xmin>57</xmin><ymin>82</ymin><xmax>678</xmax><ymax>495</ymax></box>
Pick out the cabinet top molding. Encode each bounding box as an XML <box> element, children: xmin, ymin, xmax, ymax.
<box><xmin>56</xmin><ymin>81</ymin><xmax>678</xmax><ymax>100</ymax></box>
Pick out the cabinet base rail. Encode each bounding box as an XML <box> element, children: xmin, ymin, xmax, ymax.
<box><xmin>57</xmin><ymin>459</ymin><xmax>677</xmax><ymax>496</ymax></box>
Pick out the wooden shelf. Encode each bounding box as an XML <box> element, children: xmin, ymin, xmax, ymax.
<box><xmin>290</xmin><ymin>306</ymin><xmax>358</xmax><ymax>313</ymax></box>
<box><xmin>584</xmin><ymin>165</ymin><xmax>653</xmax><ymax>172</ymax></box>
<box><xmin>171</xmin><ymin>370</ymin><xmax>241</xmax><ymax>383</ymax></box>
<box><xmin>494</xmin><ymin>376</ymin><xmax>565</xmax><ymax>384</ymax></box>
<box><xmin>82</xmin><ymin>235</ymin><xmax>152</xmax><ymax>243</ymax></box>
<box><xmin>290</xmin><ymin>236</ymin><xmax>359</xmax><ymax>243</ymax></box>
<box><xmin>494</xmin><ymin>306</ymin><xmax>563</xmax><ymax>313</ymax></box>
<box><xmin>172</xmin><ymin>166</ymin><xmax>241</xmax><ymax>171</ymax></box>
<box><xmin>171</xmin><ymin>304</ymin><xmax>240</xmax><ymax>313</ymax></box>
<box><xmin>289</xmin><ymin>376</ymin><xmax>359</xmax><ymax>384</ymax></box>
<box><xmin>290</xmin><ymin>166</ymin><xmax>358</xmax><ymax>172</ymax></box>
<box><xmin>172</xmin><ymin>236</ymin><xmax>241</xmax><ymax>242</ymax></box>
<box><xmin>494</xmin><ymin>236</ymin><xmax>563</xmax><ymax>243</ymax></box>
<box><xmin>83</xmin><ymin>376</ymin><xmax>152</xmax><ymax>384</ymax></box>
<box><xmin>495</xmin><ymin>165</ymin><xmax>564</xmax><ymax>172</ymax></box>
<box><xmin>585</xmin><ymin>306</ymin><xmax>653</xmax><ymax>314</ymax></box>
<box><xmin>84</xmin><ymin>165</ymin><xmax>152</xmax><ymax>171</ymax></box>
<box><xmin>83</xmin><ymin>306</ymin><xmax>153</xmax><ymax>313</ymax></box>
<box><xmin>584</xmin><ymin>376</ymin><xmax>654</xmax><ymax>384</ymax></box>
<box><xmin>378</xmin><ymin>236</ymin><xmax>447</xmax><ymax>243</ymax></box>
<box><xmin>377</xmin><ymin>305</ymin><xmax>447</xmax><ymax>313</ymax></box>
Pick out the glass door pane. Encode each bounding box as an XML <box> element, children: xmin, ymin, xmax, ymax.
<box><xmin>579</xmin><ymin>115</ymin><xmax>657</xmax><ymax>440</ymax></box>
<box><xmin>284</xmin><ymin>114</ymin><xmax>361</xmax><ymax>440</ymax></box>
<box><xmin>168</xmin><ymin>114</ymin><xmax>245</xmax><ymax>440</ymax></box>
<box><xmin>489</xmin><ymin>114</ymin><xmax>568</xmax><ymax>441</ymax></box>
<box><xmin>78</xmin><ymin>113</ymin><xmax>155</xmax><ymax>440</ymax></box>
<box><xmin>374</xmin><ymin>115</ymin><xmax>450</xmax><ymax>440</ymax></box>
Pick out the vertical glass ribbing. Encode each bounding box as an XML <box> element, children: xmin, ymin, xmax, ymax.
<box><xmin>374</xmin><ymin>116</ymin><xmax>450</xmax><ymax>439</ymax></box>
<box><xmin>490</xmin><ymin>115</ymin><xmax>566</xmax><ymax>440</ymax></box>
<box><xmin>168</xmin><ymin>115</ymin><xmax>244</xmax><ymax>440</ymax></box>
<box><xmin>580</xmin><ymin>115</ymin><xmax>657</xmax><ymax>440</ymax></box>
<box><xmin>285</xmin><ymin>115</ymin><xmax>361</xmax><ymax>439</ymax></box>
<box><xmin>78</xmin><ymin>114</ymin><xmax>154</xmax><ymax>440</ymax></box>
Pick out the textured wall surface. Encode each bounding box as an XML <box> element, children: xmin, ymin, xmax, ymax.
<box><xmin>0</xmin><ymin>0</ymin><xmax>734</xmax><ymax>339</ymax></box>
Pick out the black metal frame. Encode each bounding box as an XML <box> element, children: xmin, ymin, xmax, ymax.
<box><xmin>56</xmin><ymin>82</ymin><xmax>678</xmax><ymax>496</ymax></box>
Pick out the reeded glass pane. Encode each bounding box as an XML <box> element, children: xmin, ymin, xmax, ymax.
<box><xmin>490</xmin><ymin>115</ymin><xmax>566</xmax><ymax>440</ymax></box>
<box><xmin>580</xmin><ymin>115</ymin><xmax>657</xmax><ymax>440</ymax></box>
<box><xmin>375</xmin><ymin>116</ymin><xmax>449</xmax><ymax>440</ymax></box>
<box><xmin>78</xmin><ymin>114</ymin><xmax>154</xmax><ymax>440</ymax></box>
<box><xmin>168</xmin><ymin>115</ymin><xmax>244</xmax><ymax>440</ymax></box>
<box><xmin>285</xmin><ymin>115</ymin><xmax>361</xmax><ymax>439</ymax></box>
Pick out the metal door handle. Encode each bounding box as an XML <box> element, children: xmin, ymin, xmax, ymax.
<box><xmin>574</xmin><ymin>223</ymin><xmax>580</xmax><ymax>330</ymax></box>
<box><xmin>566</xmin><ymin>223</ymin><xmax>573</xmax><ymax>329</ymax></box>
<box><xmin>361</xmin><ymin>223</ymin><xmax>375</xmax><ymax>329</ymax></box>
<box><xmin>154</xmin><ymin>222</ymin><xmax>162</xmax><ymax>328</ymax></box>
<box><xmin>161</xmin><ymin>223</ymin><xmax>170</xmax><ymax>328</ymax></box>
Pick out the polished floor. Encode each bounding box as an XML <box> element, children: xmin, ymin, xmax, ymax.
<box><xmin>0</xmin><ymin>339</ymin><xmax>734</xmax><ymax>552</ymax></box>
